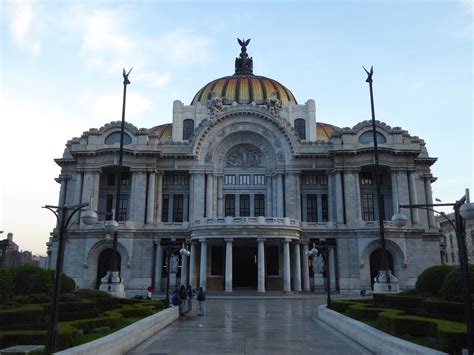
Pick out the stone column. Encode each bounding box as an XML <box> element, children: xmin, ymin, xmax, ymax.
<box><xmin>335</xmin><ymin>171</ymin><xmax>344</xmax><ymax>224</ymax></box>
<box><xmin>282</xmin><ymin>239</ymin><xmax>291</xmax><ymax>292</ymax></box>
<box><xmin>272</xmin><ymin>175</ymin><xmax>278</xmax><ymax>217</ymax></box>
<box><xmin>301</xmin><ymin>242</ymin><xmax>310</xmax><ymax>291</ymax></box>
<box><xmin>155</xmin><ymin>242</ymin><xmax>163</xmax><ymax>291</ymax></box>
<box><xmin>194</xmin><ymin>173</ymin><xmax>205</xmax><ymax>220</ymax></box>
<box><xmin>317</xmin><ymin>194</ymin><xmax>323</xmax><ymax>222</ymax></box>
<box><xmin>391</xmin><ymin>171</ymin><xmax>399</xmax><ymax>217</ymax></box>
<box><xmin>189</xmin><ymin>242</ymin><xmax>197</xmax><ymax>289</ymax></box>
<box><xmin>73</xmin><ymin>172</ymin><xmax>83</xmax><ymax>207</ymax></box>
<box><xmin>277</xmin><ymin>174</ymin><xmax>284</xmax><ymax>217</ymax></box>
<box><xmin>408</xmin><ymin>171</ymin><xmax>419</xmax><ymax>225</ymax></box>
<box><xmin>301</xmin><ymin>194</ymin><xmax>307</xmax><ymax>222</ymax></box>
<box><xmin>293</xmin><ymin>242</ymin><xmax>302</xmax><ymax>292</ymax></box>
<box><xmin>295</xmin><ymin>174</ymin><xmax>301</xmax><ymax>220</ymax></box>
<box><xmin>130</xmin><ymin>170</ymin><xmax>147</xmax><ymax>224</ymax></box>
<box><xmin>266</xmin><ymin>175</ymin><xmax>272</xmax><ymax>217</ymax></box>
<box><xmin>424</xmin><ymin>176</ymin><xmax>436</xmax><ymax>228</ymax></box>
<box><xmin>329</xmin><ymin>248</ymin><xmax>337</xmax><ymax>291</ymax></box>
<box><xmin>258</xmin><ymin>239</ymin><xmax>265</xmax><ymax>292</ymax></box>
<box><xmin>217</xmin><ymin>176</ymin><xmax>224</xmax><ymax>218</ymax></box>
<box><xmin>181</xmin><ymin>253</ymin><xmax>189</xmax><ymax>287</ymax></box>
<box><xmin>57</xmin><ymin>174</ymin><xmax>68</xmax><ymax>206</ymax></box>
<box><xmin>343</xmin><ymin>171</ymin><xmax>361</xmax><ymax>225</ymax></box>
<box><xmin>81</xmin><ymin>170</ymin><xmax>100</xmax><ymax>227</ymax></box>
<box><xmin>225</xmin><ymin>239</ymin><xmax>233</xmax><ymax>292</ymax></box>
<box><xmin>206</xmin><ymin>173</ymin><xmax>213</xmax><ymax>218</ymax></box>
<box><xmin>327</xmin><ymin>172</ymin><xmax>335</xmax><ymax>223</ymax></box>
<box><xmin>199</xmin><ymin>239</ymin><xmax>207</xmax><ymax>290</ymax></box>
<box><xmin>156</xmin><ymin>172</ymin><xmax>163</xmax><ymax>222</ymax></box>
<box><xmin>146</xmin><ymin>172</ymin><xmax>156</xmax><ymax>224</ymax></box>
<box><xmin>285</xmin><ymin>173</ymin><xmax>298</xmax><ymax>219</ymax></box>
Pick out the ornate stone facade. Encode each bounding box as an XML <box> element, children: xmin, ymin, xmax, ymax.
<box><xmin>48</xmin><ymin>42</ymin><xmax>442</xmax><ymax>295</ymax></box>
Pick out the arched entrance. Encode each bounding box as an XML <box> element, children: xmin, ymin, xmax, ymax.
<box><xmin>370</xmin><ymin>248</ymin><xmax>394</xmax><ymax>289</ymax></box>
<box><xmin>96</xmin><ymin>249</ymin><xmax>121</xmax><ymax>289</ymax></box>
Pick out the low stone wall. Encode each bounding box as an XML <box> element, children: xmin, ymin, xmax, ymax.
<box><xmin>317</xmin><ymin>305</ymin><xmax>446</xmax><ymax>355</ymax></box>
<box><xmin>55</xmin><ymin>306</ymin><xmax>179</xmax><ymax>355</ymax></box>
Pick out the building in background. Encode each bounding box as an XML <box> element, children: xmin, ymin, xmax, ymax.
<box><xmin>437</xmin><ymin>213</ymin><xmax>474</xmax><ymax>265</ymax></box>
<box><xmin>48</xmin><ymin>41</ymin><xmax>442</xmax><ymax>295</ymax></box>
<box><xmin>0</xmin><ymin>233</ymin><xmax>41</xmax><ymax>268</ymax></box>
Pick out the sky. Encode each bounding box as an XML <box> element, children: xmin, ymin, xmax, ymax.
<box><xmin>0</xmin><ymin>0</ymin><xmax>472</xmax><ymax>255</ymax></box>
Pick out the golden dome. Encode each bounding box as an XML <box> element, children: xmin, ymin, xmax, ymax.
<box><xmin>316</xmin><ymin>122</ymin><xmax>339</xmax><ymax>141</ymax></box>
<box><xmin>150</xmin><ymin>123</ymin><xmax>172</xmax><ymax>139</ymax></box>
<box><xmin>191</xmin><ymin>75</ymin><xmax>297</xmax><ymax>106</ymax></box>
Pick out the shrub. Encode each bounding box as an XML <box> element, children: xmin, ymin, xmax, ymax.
<box><xmin>346</xmin><ymin>303</ymin><xmax>388</xmax><ymax>320</ymax></box>
<box><xmin>117</xmin><ymin>306</ymin><xmax>152</xmax><ymax>318</ymax></box>
<box><xmin>13</xmin><ymin>295</ymin><xmax>34</xmax><ymax>305</ymax></box>
<box><xmin>30</xmin><ymin>293</ymin><xmax>51</xmax><ymax>304</ymax></box>
<box><xmin>374</xmin><ymin>294</ymin><xmax>423</xmax><ymax>310</ymax></box>
<box><xmin>440</xmin><ymin>265</ymin><xmax>474</xmax><ymax>299</ymax></box>
<box><xmin>11</xmin><ymin>266</ymin><xmax>52</xmax><ymax>295</ymax></box>
<box><xmin>389</xmin><ymin>315</ymin><xmax>437</xmax><ymax>337</ymax></box>
<box><xmin>76</xmin><ymin>289</ymin><xmax>111</xmax><ymax>299</ymax></box>
<box><xmin>60</xmin><ymin>310</ymin><xmax>100</xmax><ymax>321</ymax></box>
<box><xmin>0</xmin><ymin>330</ymin><xmax>47</xmax><ymax>348</ymax></box>
<box><xmin>94</xmin><ymin>298</ymin><xmax>121</xmax><ymax>312</ymax></box>
<box><xmin>422</xmin><ymin>299</ymin><xmax>465</xmax><ymax>317</ymax></box>
<box><xmin>57</xmin><ymin>323</ymin><xmax>81</xmax><ymax>349</ymax></box>
<box><xmin>0</xmin><ymin>305</ymin><xmax>44</xmax><ymax>326</ymax></box>
<box><xmin>415</xmin><ymin>264</ymin><xmax>455</xmax><ymax>295</ymax></box>
<box><xmin>330</xmin><ymin>300</ymin><xmax>356</xmax><ymax>313</ymax></box>
<box><xmin>0</xmin><ymin>269</ymin><xmax>14</xmax><ymax>304</ymax></box>
<box><xmin>60</xmin><ymin>274</ymin><xmax>76</xmax><ymax>294</ymax></box>
<box><xmin>69</xmin><ymin>312</ymin><xmax>123</xmax><ymax>333</ymax></box>
<box><xmin>437</xmin><ymin>320</ymin><xmax>468</xmax><ymax>353</ymax></box>
<box><xmin>43</xmin><ymin>301</ymin><xmax>97</xmax><ymax>314</ymax></box>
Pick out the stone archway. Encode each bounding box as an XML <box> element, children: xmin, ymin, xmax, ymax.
<box><xmin>95</xmin><ymin>248</ymin><xmax>121</xmax><ymax>289</ymax></box>
<box><xmin>369</xmin><ymin>248</ymin><xmax>394</xmax><ymax>289</ymax></box>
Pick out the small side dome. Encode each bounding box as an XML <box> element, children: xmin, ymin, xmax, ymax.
<box><xmin>150</xmin><ymin>123</ymin><xmax>172</xmax><ymax>139</ymax></box>
<box><xmin>316</xmin><ymin>122</ymin><xmax>339</xmax><ymax>141</ymax></box>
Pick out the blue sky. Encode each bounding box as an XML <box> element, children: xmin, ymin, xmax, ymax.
<box><xmin>1</xmin><ymin>0</ymin><xmax>472</xmax><ymax>254</ymax></box>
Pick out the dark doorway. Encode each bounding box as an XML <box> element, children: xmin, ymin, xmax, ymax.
<box><xmin>233</xmin><ymin>246</ymin><xmax>257</xmax><ymax>288</ymax></box>
<box><xmin>96</xmin><ymin>249</ymin><xmax>121</xmax><ymax>289</ymax></box>
<box><xmin>370</xmin><ymin>248</ymin><xmax>394</xmax><ymax>289</ymax></box>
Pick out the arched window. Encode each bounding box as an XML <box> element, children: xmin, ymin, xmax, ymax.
<box><xmin>359</xmin><ymin>130</ymin><xmax>386</xmax><ymax>144</ymax></box>
<box><xmin>105</xmin><ymin>132</ymin><xmax>132</xmax><ymax>145</ymax></box>
<box><xmin>294</xmin><ymin>119</ymin><xmax>306</xmax><ymax>140</ymax></box>
<box><xmin>183</xmin><ymin>119</ymin><xmax>194</xmax><ymax>140</ymax></box>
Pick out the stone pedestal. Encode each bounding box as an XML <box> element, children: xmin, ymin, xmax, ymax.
<box><xmin>99</xmin><ymin>271</ymin><xmax>125</xmax><ymax>298</ymax></box>
<box><xmin>373</xmin><ymin>270</ymin><xmax>400</xmax><ymax>293</ymax></box>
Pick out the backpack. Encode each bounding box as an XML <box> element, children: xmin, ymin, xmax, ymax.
<box><xmin>197</xmin><ymin>290</ymin><xmax>205</xmax><ymax>301</ymax></box>
<box><xmin>171</xmin><ymin>291</ymin><xmax>181</xmax><ymax>305</ymax></box>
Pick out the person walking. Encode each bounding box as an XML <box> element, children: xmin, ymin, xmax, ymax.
<box><xmin>186</xmin><ymin>284</ymin><xmax>194</xmax><ymax>313</ymax></box>
<box><xmin>197</xmin><ymin>286</ymin><xmax>206</xmax><ymax>316</ymax></box>
<box><xmin>179</xmin><ymin>285</ymin><xmax>187</xmax><ymax>316</ymax></box>
<box><xmin>171</xmin><ymin>286</ymin><xmax>181</xmax><ymax>308</ymax></box>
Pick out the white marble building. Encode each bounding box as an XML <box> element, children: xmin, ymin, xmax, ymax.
<box><xmin>48</xmin><ymin>41</ymin><xmax>442</xmax><ymax>295</ymax></box>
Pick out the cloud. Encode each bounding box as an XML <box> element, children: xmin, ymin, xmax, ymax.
<box><xmin>6</xmin><ymin>1</ymin><xmax>41</xmax><ymax>55</ymax></box>
<box><xmin>135</xmin><ymin>72</ymin><xmax>172</xmax><ymax>88</ymax></box>
<box><xmin>81</xmin><ymin>92</ymin><xmax>152</xmax><ymax>121</ymax></box>
<box><xmin>153</xmin><ymin>31</ymin><xmax>212</xmax><ymax>65</ymax></box>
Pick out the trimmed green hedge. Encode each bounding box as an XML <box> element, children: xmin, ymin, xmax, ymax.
<box><xmin>75</xmin><ymin>289</ymin><xmax>111</xmax><ymax>299</ymax></box>
<box><xmin>0</xmin><ymin>330</ymin><xmax>47</xmax><ymax>348</ymax></box>
<box><xmin>69</xmin><ymin>311</ymin><xmax>123</xmax><ymax>333</ymax></box>
<box><xmin>346</xmin><ymin>303</ymin><xmax>387</xmax><ymax>320</ymax></box>
<box><xmin>415</xmin><ymin>265</ymin><xmax>455</xmax><ymax>295</ymax></box>
<box><xmin>0</xmin><ymin>269</ymin><xmax>14</xmax><ymax>303</ymax></box>
<box><xmin>117</xmin><ymin>306</ymin><xmax>152</xmax><ymax>318</ymax></box>
<box><xmin>0</xmin><ymin>305</ymin><xmax>44</xmax><ymax>326</ymax></box>
<box><xmin>43</xmin><ymin>301</ymin><xmax>97</xmax><ymax>314</ymax></box>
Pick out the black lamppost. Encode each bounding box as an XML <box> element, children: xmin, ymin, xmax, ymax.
<box><xmin>43</xmin><ymin>203</ymin><xmax>98</xmax><ymax>350</ymax></box>
<box><xmin>163</xmin><ymin>241</ymin><xmax>190</xmax><ymax>308</ymax></box>
<box><xmin>392</xmin><ymin>190</ymin><xmax>474</xmax><ymax>354</ymax></box>
<box><xmin>363</xmin><ymin>66</ymin><xmax>398</xmax><ymax>292</ymax></box>
<box><xmin>306</xmin><ymin>239</ymin><xmax>336</xmax><ymax>309</ymax></box>
<box><xmin>102</xmin><ymin>68</ymin><xmax>132</xmax><ymax>293</ymax></box>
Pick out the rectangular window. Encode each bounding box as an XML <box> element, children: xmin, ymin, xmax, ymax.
<box><xmin>319</xmin><ymin>175</ymin><xmax>328</xmax><ymax>185</ymax></box>
<box><xmin>239</xmin><ymin>174</ymin><xmax>251</xmax><ymax>185</ymax></box>
<box><xmin>361</xmin><ymin>172</ymin><xmax>373</xmax><ymax>185</ymax></box>
<box><xmin>362</xmin><ymin>193</ymin><xmax>375</xmax><ymax>221</ymax></box>
<box><xmin>225</xmin><ymin>195</ymin><xmax>235</xmax><ymax>217</ymax></box>
<box><xmin>107</xmin><ymin>174</ymin><xmax>115</xmax><ymax>186</ymax></box>
<box><xmin>172</xmin><ymin>195</ymin><xmax>184</xmax><ymax>222</ymax></box>
<box><xmin>224</xmin><ymin>174</ymin><xmax>236</xmax><ymax>185</ymax></box>
<box><xmin>240</xmin><ymin>194</ymin><xmax>250</xmax><ymax>217</ymax></box>
<box><xmin>254</xmin><ymin>194</ymin><xmax>265</xmax><ymax>217</ymax></box>
<box><xmin>162</xmin><ymin>195</ymin><xmax>169</xmax><ymax>222</ymax></box>
<box><xmin>121</xmin><ymin>172</ymin><xmax>130</xmax><ymax>186</ymax></box>
<box><xmin>106</xmin><ymin>194</ymin><xmax>114</xmax><ymax>220</ymax></box>
<box><xmin>254</xmin><ymin>174</ymin><xmax>266</xmax><ymax>185</ymax></box>
<box><xmin>302</xmin><ymin>174</ymin><xmax>318</xmax><ymax>185</ymax></box>
<box><xmin>307</xmin><ymin>194</ymin><xmax>317</xmax><ymax>222</ymax></box>
<box><xmin>211</xmin><ymin>245</ymin><xmax>224</xmax><ymax>276</ymax></box>
<box><xmin>118</xmin><ymin>194</ymin><xmax>128</xmax><ymax>221</ymax></box>
<box><xmin>266</xmin><ymin>246</ymin><xmax>279</xmax><ymax>275</ymax></box>
<box><xmin>163</xmin><ymin>174</ymin><xmax>189</xmax><ymax>186</ymax></box>
<box><xmin>321</xmin><ymin>194</ymin><xmax>328</xmax><ymax>222</ymax></box>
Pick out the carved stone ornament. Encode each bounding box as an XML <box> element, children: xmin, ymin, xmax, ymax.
<box><xmin>205</xmin><ymin>152</ymin><xmax>213</xmax><ymax>162</ymax></box>
<box><xmin>206</xmin><ymin>91</ymin><xmax>225</xmax><ymax>115</ymax></box>
<box><xmin>226</xmin><ymin>145</ymin><xmax>263</xmax><ymax>168</ymax></box>
<box><xmin>312</xmin><ymin>254</ymin><xmax>325</xmax><ymax>274</ymax></box>
<box><xmin>265</xmin><ymin>90</ymin><xmax>283</xmax><ymax>115</ymax></box>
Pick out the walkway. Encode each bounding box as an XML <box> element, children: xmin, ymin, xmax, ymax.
<box><xmin>129</xmin><ymin>296</ymin><xmax>371</xmax><ymax>355</ymax></box>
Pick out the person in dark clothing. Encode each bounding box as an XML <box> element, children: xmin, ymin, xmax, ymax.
<box><xmin>179</xmin><ymin>285</ymin><xmax>187</xmax><ymax>316</ymax></box>
<box><xmin>186</xmin><ymin>284</ymin><xmax>194</xmax><ymax>312</ymax></box>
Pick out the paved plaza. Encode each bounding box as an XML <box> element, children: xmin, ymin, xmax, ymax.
<box><xmin>129</xmin><ymin>296</ymin><xmax>371</xmax><ymax>355</ymax></box>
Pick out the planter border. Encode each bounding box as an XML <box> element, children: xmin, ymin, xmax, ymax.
<box><xmin>318</xmin><ymin>305</ymin><xmax>446</xmax><ymax>355</ymax></box>
<box><xmin>55</xmin><ymin>306</ymin><xmax>179</xmax><ymax>355</ymax></box>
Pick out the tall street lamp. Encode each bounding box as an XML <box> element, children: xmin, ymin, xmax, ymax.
<box><xmin>305</xmin><ymin>239</ymin><xmax>335</xmax><ymax>309</ymax></box>
<box><xmin>391</xmin><ymin>189</ymin><xmax>474</xmax><ymax>354</ymax></box>
<box><xmin>43</xmin><ymin>202</ymin><xmax>98</xmax><ymax>351</ymax></box>
<box><xmin>363</xmin><ymin>66</ymin><xmax>399</xmax><ymax>293</ymax></box>
<box><xmin>100</xmin><ymin>68</ymin><xmax>132</xmax><ymax>297</ymax></box>
<box><xmin>163</xmin><ymin>241</ymin><xmax>190</xmax><ymax>308</ymax></box>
